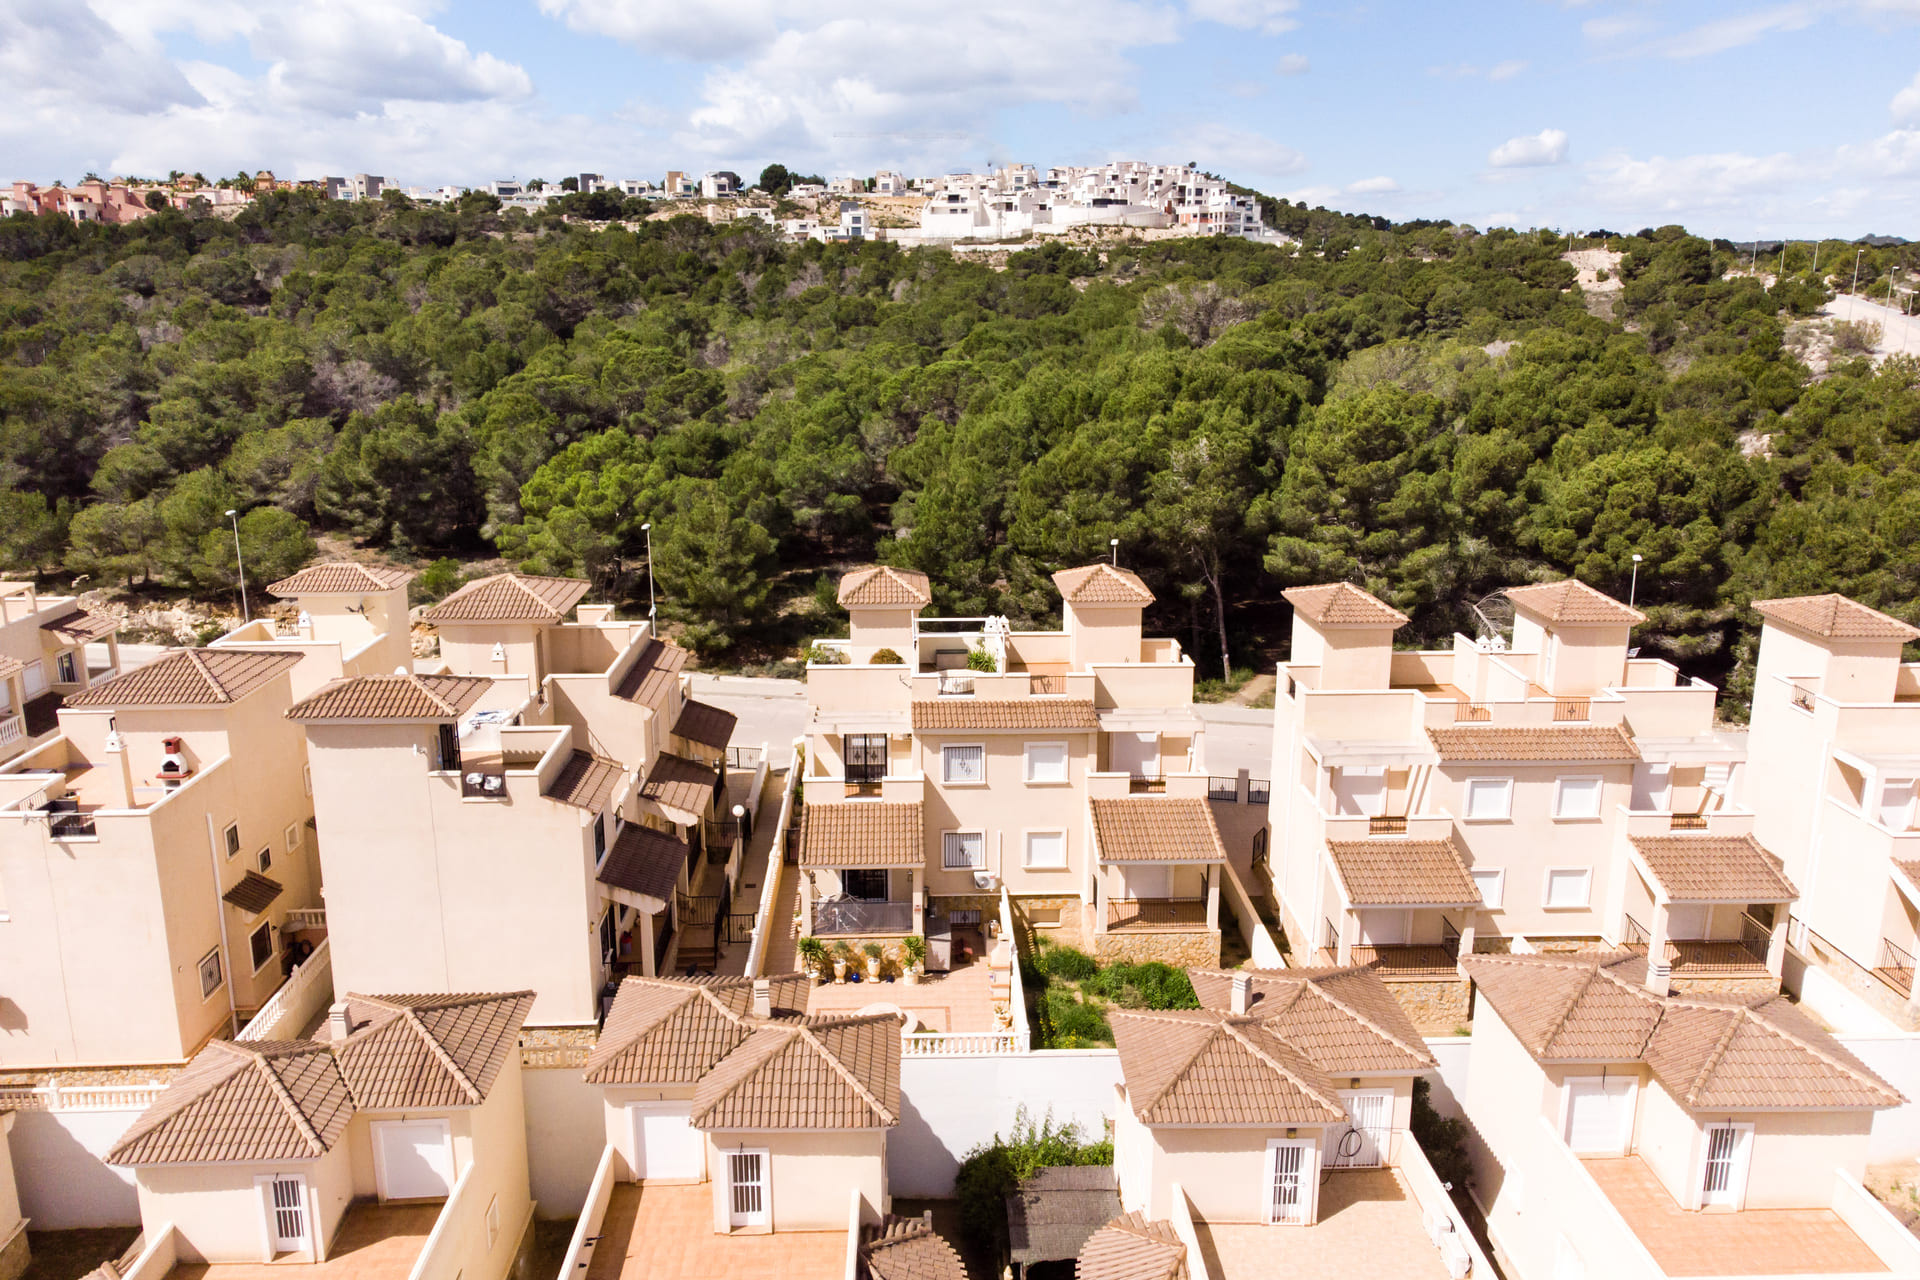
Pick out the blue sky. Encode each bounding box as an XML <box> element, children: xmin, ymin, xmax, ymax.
<box><xmin>5</xmin><ymin>0</ymin><xmax>1919</xmax><ymax>238</ymax></box>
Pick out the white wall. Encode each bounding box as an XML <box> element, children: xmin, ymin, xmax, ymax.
<box><xmin>521</xmin><ymin>1067</ymin><xmax>608</xmax><ymax>1216</ymax></box>
<box><xmin>1423</xmin><ymin>1037</ymin><xmax>1471</xmax><ymax>1121</ymax></box>
<box><xmin>891</xmin><ymin>1050</ymin><xmax>1123</xmax><ymax>1196</ymax></box>
<box><xmin>1838</xmin><ymin>1034</ymin><xmax>1920</xmax><ymax>1162</ymax></box>
<box><xmin>6</xmin><ymin>1108</ymin><xmax>141</xmax><ymax>1227</ymax></box>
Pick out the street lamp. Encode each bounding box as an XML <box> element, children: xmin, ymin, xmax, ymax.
<box><xmin>1629</xmin><ymin>553</ymin><xmax>1643</xmax><ymax>610</ymax></box>
<box><xmin>1109</xmin><ymin>537</ymin><xmax>1119</xmax><ymax>566</ymax></box>
<box><xmin>225</xmin><ymin>509</ymin><xmax>249</xmax><ymax>622</ymax></box>
<box><xmin>641</xmin><ymin>522</ymin><xmax>655</xmax><ymax>620</ymax></box>
<box><xmin>1852</xmin><ymin>249</ymin><xmax>1865</xmax><ymax>297</ymax></box>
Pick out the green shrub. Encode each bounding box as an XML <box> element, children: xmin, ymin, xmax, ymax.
<box><xmin>411</xmin><ymin>557</ymin><xmax>465</xmax><ymax>605</ymax></box>
<box><xmin>1040</xmin><ymin>945</ymin><xmax>1098</xmax><ymax>981</ymax></box>
<box><xmin>1043</xmin><ymin>987</ymin><xmax>1112</xmax><ymax>1046</ymax></box>
<box><xmin>804</xmin><ymin>642</ymin><xmax>847</xmax><ymax>665</ymax></box>
<box><xmin>954</xmin><ymin>1109</ymin><xmax>1113</xmax><ymax>1264</ymax></box>
<box><xmin>870</xmin><ymin>646</ymin><xmax>904</xmax><ymax>664</ymax></box>
<box><xmin>1086</xmin><ymin>961</ymin><xmax>1198</xmax><ymax>1009</ymax></box>
<box><xmin>965</xmin><ymin>645</ymin><xmax>997</xmax><ymax>672</ymax></box>
<box><xmin>1411</xmin><ymin>1077</ymin><xmax>1472</xmax><ymax>1194</ymax></box>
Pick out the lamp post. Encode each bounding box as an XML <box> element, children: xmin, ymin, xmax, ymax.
<box><xmin>1629</xmin><ymin>553</ymin><xmax>1643</xmax><ymax>610</ymax></box>
<box><xmin>1109</xmin><ymin>538</ymin><xmax>1119</xmax><ymax>566</ymax></box>
<box><xmin>1852</xmin><ymin>249</ymin><xmax>1865</xmax><ymax>297</ymax></box>
<box><xmin>641</xmin><ymin>522</ymin><xmax>655</xmax><ymax>621</ymax></box>
<box><xmin>225</xmin><ymin>509</ymin><xmax>249</xmax><ymax>623</ymax></box>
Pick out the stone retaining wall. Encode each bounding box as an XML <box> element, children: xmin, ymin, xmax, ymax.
<box><xmin>1092</xmin><ymin>930</ymin><xmax>1222</xmax><ymax>968</ymax></box>
<box><xmin>1385</xmin><ymin>978</ymin><xmax>1472</xmax><ymax>1036</ymax></box>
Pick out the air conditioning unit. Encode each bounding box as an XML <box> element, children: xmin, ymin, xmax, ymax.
<box><xmin>1424</xmin><ymin>1209</ymin><xmax>1454</xmax><ymax>1246</ymax></box>
<box><xmin>972</xmin><ymin>871</ymin><xmax>999</xmax><ymax>892</ymax></box>
<box><xmin>1440</xmin><ymin>1232</ymin><xmax>1472</xmax><ymax>1278</ymax></box>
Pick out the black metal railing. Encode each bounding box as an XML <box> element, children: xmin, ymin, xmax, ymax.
<box><xmin>49</xmin><ymin>809</ymin><xmax>97</xmax><ymax>839</ymax></box>
<box><xmin>814</xmin><ymin>898</ymin><xmax>912</xmax><ymax>935</ymax></box>
<box><xmin>1368</xmin><ymin>815</ymin><xmax>1408</xmax><ymax>836</ymax></box>
<box><xmin>1129</xmin><ymin>772</ymin><xmax>1166</xmax><ymax>795</ymax></box>
<box><xmin>1669</xmin><ymin>813</ymin><xmax>1709</xmax><ymax>830</ymax></box>
<box><xmin>1247</xmin><ymin>779</ymin><xmax>1270</xmax><ymax>805</ymax></box>
<box><xmin>1622</xmin><ymin>915</ymin><xmax>1650</xmax><ymax>950</ymax></box>
<box><xmin>726</xmin><ymin>745</ymin><xmax>764</xmax><ymax>769</ymax></box>
<box><xmin>726</xmin><ymin>911</ymin><xmax>756</xmax><ymax>944</ymax></box>
<box><xmin>1029</xmin><ymin>672</ymin><xmax>1064</xmax><ymax>695</ymax></box>
<box><xmin>1251</xmin><ymin>828</ymin><xmax>1269</xmax><ymax>871</ymax></box>
<box><xmin>1879</xmin><ymin>938</ymin><xmax>1917</xmax><ymax>997</ymax></box>
<box><xmin>1208</xmin><ymin>776</ymin><xmax>1239</xmax><ymax>802</ymax></box>
<box><xmin>653</xmin><ymin>912</ymin><xmax>675</xmax><ymax>972</ymax></box>
<box><xmin>1553</xmin><ymin>697</ymin><xmax>1591</xmax><ymax>722</ymax></box>
<box><xmin>1453</xmin><ymin>701</ymin><xmax>1492</xmax><ymax>723</ymax></box>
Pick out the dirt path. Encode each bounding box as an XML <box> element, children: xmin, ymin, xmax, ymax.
<box><xmin>1824</xmin><ymin>294</ymin><xmax>1920</xmax><ymax>362</ymax></box>
<box><xmin>1229</xmin><ymin>673</ymin><xmax>1276</xmax><ymax>706</ymax></box>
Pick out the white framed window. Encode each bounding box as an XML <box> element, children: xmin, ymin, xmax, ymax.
<box><xmin>1024</xmin><ymin>830</ymin><xmax>1067</xmax><ymax>869</ymax></box>
<box><xmin>302</xmin><ymin>764</ymin><xmax>312</xmax><ymax>796</ymax></box>
<box><xmin>198</xmin><ymin>946</ymin><xmax>224</xmax><ymax>999</ymax></box>
<box><xmin>249</xmin><ymin>921</ymin><xmax>275</xmax><ymax>974</ymax></box>
<box><xmin>1554</xmin><ymin>776</ymin><xmax>1603</xmax><ymax>820</ymax></box>
<box><xmin>941</xmin><ymin>744</ymin><xmax>986</xmax><ymax>784</ymax></box>
<box><xmin>284</xmin><ymin>822</ymin><xmax>300</xmax><ymax>854</ymax></box>
<box><xmin>943</xmin><ymin>830</ymin><xmax>985</xmax><ymax>869</ymax></box>
<box><xmin>1464</xmin><ymin>777</ymin><xmax>1513</xmax><ymax>821</ymax></box>
<box><xmin>1544</xmin><ymin>868</ymin><xmax>1592</xmax><ymax>909</ymax></box>
<box><xmin>223</xmin><ymin>822</ymin><xmax>241</xmax><ymax>859</ymax></box>
<box><xmin>1025</xmin><ymin>742</ymin><xmax>1069</xmax><ymax>784</ymax></box>
<box><xmin>1471</xmin><ymin>868</ymin><xmax>1505</xmax><ymax>909</ymax></box>
<box><xmin>257</xmin><ymin>845</ymin><xmax>272</xmax><ymax>874</ymax></box>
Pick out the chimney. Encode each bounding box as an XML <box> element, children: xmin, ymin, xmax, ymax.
<box><xmin>752</xmin><ymin>978</ymin><xmax>772</xmax><ymax>1020</ymax></box>
<box><xmin>1230</xmin><ymin>972</ymin><xmax>1251</xmax><ymax>1017</ymax></box>
<box><xmin>328</xmin><ymin>1000</ymin><xmax>352</xmax><ymax>1042</ymax></box>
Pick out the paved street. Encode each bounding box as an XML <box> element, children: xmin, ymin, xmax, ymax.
<box><xmin>1195</xmin><ymin>703</ymin><xmax>1275</xmax><ymax>783</ymax></box>
<box><xmin>687</xmin><ymin>673</ymin><xmax>807</xmax><ymax>757</ymax></box>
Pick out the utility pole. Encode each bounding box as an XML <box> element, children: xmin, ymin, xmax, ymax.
<box><xmin>225</xmin><ymin>508</ymin><xmax>248</xmax><ymax>622</ymax></box>
<box><xmin>1853</xmin><ymin>249</ymin><xmax>1865</xmax><ymax>296</ymax></box>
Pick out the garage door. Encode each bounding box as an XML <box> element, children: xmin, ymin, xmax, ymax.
<box><xmin>373</xmin><ymin>1120</ymin><xmax>454</xmax><ymax>1200</ymax></box>
<box><xmin>630</xmin><ymin>1103</ymin><xmax>702</xmax><ymax>1180</ymax></box>
<box><xmin>1563</xmin><ymin>1078</ymin><xmax>1633</xmax><ymax>1153</ymax></box>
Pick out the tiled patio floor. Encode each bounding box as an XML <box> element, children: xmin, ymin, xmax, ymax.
<box><xmin>1197</xmin><ymin>1170</ymin><xmax>1450</xmax><ymax>1280</ymax></box>
<box><xmin>1584</xmin><ymin>1157</ymin><xmax>1889</xmax><ymax>1276</ymax></box>
<box><xmin>170</xmin><ymin>1203</ymin><xmax>439</xmax><ymax>1280</ymax></box>
<box><xmin>584</xmin><ymin>1183</ymin><xmax>844</xmax><ymax>1280</ymax></box>
<box><xmin>804</xmin><ymin>956</ymin><xmax>1000</xmax><ymax>1032</ymax></box>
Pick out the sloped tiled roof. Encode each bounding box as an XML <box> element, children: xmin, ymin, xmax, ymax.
<box><xmin>286</xmin><ymin>673</ymin><xmax>492</xmax><ymax>722</ymax></box>
<box><xmin>1753</xmin><ymin>594</ymin><xmax>1920</xmax><ymax>642</ymax></box>
<box><xmin>1008</xmin><ymin>1167</ymin><xmax>1122</xmax><ymax>1266</ymax></box>
<box><xmin>1282</xmin><ymin>583</ymin><xmax>1409</xmax><ymax>629</ymax></box>
<box><xmin>1426</xmin><ymin>724</ymin><xmax>1641</xmax><ymax>762</ymax></box>
<box><xmin>66</xmin><ymin>649</ymin><xmax>303</xmax><ymax>708</ymax></box>
<box><xmin>636</xmin><ymin>751</ymin><xmax>718</xmax><ymax>817</ymax></box>
<box><xmin>1053</xmin><ymin>563</ymin><xmax>1155</xmax><ymax>606</ymax></box>
<box><xmin>798</xmin><ymin>802</ymin><xmax>925</xmax><ymax>868</ymax></box>
<box><xmin>691</xmin><ymin>1014</ymin><xmax>902</xmax><ymax>1131</ymax></box>
<box><xmin>39</xmin><ymin>608</ymin><xmax>119</xmax><ymax>643</ymax></box>
<box><xmin>1464</xmin><ymin>953</ymin><xmax>1903</xmax><ymax>1109</ymax></box>
<box><xmin>672</xmin><ymin>699</ymin><xmax>737</xmax><ymax>750</ymax></box>
<box><xmin>1186</xmin><ymin>966</ymin><xmax>1436</xmax><ymax>1073</ymax></box>
<box><xmin>911</xmin><ymin>699</ymin><xmax>1098</xmax><ymax>732</ymax></box>
<box><xmin>107</xmin><ymin>1040</ymin><xmax>353</xmax><ymax>1166</ymax></box>
<box><xmin>1505</xmin><ymin>580</ymin><xmax>1645</xmax><ymax>627</ymax></box>
<box><xmin>222</xmin><ymin>870</ymin><xmax>285</xmax><ymax>916</ymax></box>
<box><xmin>421</xmin><ymin>573</ymin><xmax>592</xmax><ymax>623</ymax></box>
<box><xmin>1110</xmin><ymin>1010</ymin><xmax>1345</xmax><ymax>1126</ymax></box>
<box><xmin>1326</xmin><ymin>838</ymin><xmax>1479</xmax><ymax>906</ymax></box>
<box><xmin>1088</xmin><ymin>798</ymin><xmax>1225</xmax><ymax>863</ymax></box>
<box><xmin>545</xmin><ymin>751</ymin><xmax>622</xmax><ymax>811</ymax></box>
<box><xmin>267</xmin><ymin>562</ymin><xmax>415</xmax><ymax>597</ymax></box>
<box><xmin>860</xmin><ymin>1215</ymin><xmax>969</xmax><ymax>1280</ymax></box>
<box><xmin>614</xmin><ymin>638</ymin><xmax>689</xmax><ymax>705</ymax></box>
<box><xmin>1076</xmin><ymin>1213</ymin><xmax>1188</xmax><ymax>1280</ymax></box>
<box><xmin>1630</xmin><ymin>834</ymin><xmax>1797</xmax><ymax>904</ymax></box>
<box><xmin>332</xmin><ymin>991</ymin><xmax>535</xmax><ymax>1110</ymax></box>
<box><xmin>586</xmin><ymin>975</ymin><xmax>810</xmax><ymax>1085</ymax></box>
<box><xmin>598</xmin><ymin>824</ymin><xmax>692</xmax><ymax>902</ymax></box>
<box><xmin>839</xmin><ymin>566</ymin><xmax>933</xmax><ymax>609</ymax></box>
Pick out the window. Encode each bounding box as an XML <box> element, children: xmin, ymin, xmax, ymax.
<box><xmin>198</xmin><ymin>946</ymin><xmax>224</xmax><ymax>998</ymax></box>
<box><xmin>249</xmin><ymin>921</ymin><xmax>274</xmax><ymax>973</ymax></box>
<box><xmin>435</xmin><ymin>723</ymin><xmax>461</xmax><ymax>773</ymax></box>
<box><xmin>943</xmin><ymin>831</ymin><xmax>985</xmax><ymax>869</ymax></box>
<box><xmin>257</xmin><ymin>846</ymin><xmax>271</xmax><ymax>874</ymax></box>
<box><xmin>284</xmin><ymin>822</ymin><xmax>300</xmax><ymax>854</ymax></box>
<box><xmin>593</xmin><ymin>817</ymin><xmax>608</xmax><ymax>865</ymax></box>
<box><xmin>1025</xmin><ymin>742</ymin><xmax>1069</xmax><ymax>784</ymax></box>
<box><xmin>845</xmin><ymin>734</ymin><xmax>887</xmax><ymax>784</ymax></box>
<box><xmin>56</xmin><ymin>651</ymin><xmax>76</xmax><ymax>684</ymax></box>
<box><xmin>598</xmin><ymin>908</ymin><xmax>617</xmax><ymax>964</ymax></box>
<box><xmin>1555</xmin><ymin>777</ymin><xmax>1603</xmax><ymax>820</ymax></box>
<box><xmin>1544</xmin><ymin>868</ymin><xmax>1592</xmax><ymax>908</ymax></box>
<box><xmin>1471</xmin><ymin>868</ymin><xmax>1505</xmax><ymax>909</ymax></box>
<box><xmin>942</xmin><ymin>744</ymin><xmax>985</xmax><ymax>784</ymax></box>
<box><xmin>1024</xmin><ymin>831</ymin><xmax>1067</xmax><ymax>869</ymax></box>
<box><xmin>842</xmin><ymin>869</ymin><xmax>889</xmax><ymax>900</ymax></box>
<box><xmin>303</xmin><ymin>764</ymin><xmax>312</xmax><ymax>796</ymax></box>
<box><xmin>1464</xmin><ymin>777</ymin><xmax>1513</xmax><ymax>820</ymax></box>
<box><xmin>223</xmin><ymin>823</ymin><xmax>240</xmax><ymax>859</ymax></box>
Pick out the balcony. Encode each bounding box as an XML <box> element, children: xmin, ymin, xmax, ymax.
<box><xmin>1875</xmin><ymin>938</ymin><xmax>1915</xmax><ymax>998</ymax></box>
<box><xmin>1368</xmin><ymin>815</ymin><xmax>1409</xmax><ymax>836</ymax></box>
<box><xmin>460</xmin><ymin>766</ymin><xmax>506</xmax><ymax>799</ymax></box>
<box><xmin>1107</xmin><ymin>897</ymin><xmax>1208</xmax><ymax>931</ymax></box>
<box><xmin>0</xmin><ymin>714</ymin><xmax>22</xmax><ymax>749</ymax></box>
<box><xmin>813</xmin><ymin>898</ymin><xmax>913</xmax><ymax>935</ymax></box>
<box><xmin>1622</xmin><ymin>913</ymin><xmax>1773</xmax><ymax>976</ymax></box>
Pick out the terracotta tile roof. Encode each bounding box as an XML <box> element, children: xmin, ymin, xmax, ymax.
<box><xmin>1186</xmin><ymin>966</ymin><xmax>1436</xmax><ymax>1073</ymax></box>
<box><xmin>1426</xmin><ymin>724</ymin><xmax>1641</xmax><ymax>762</ymax></box>
<box><xmin>1326</xmin><ymin>838</ymin><xmax>1479</xmax><ymax>906</ymax></box>
<box><xmin>421</xmin><ymin>573</ymin><xmax>592</xmax><ymax>623</ymax></box>
<box><xmin>1007</xmin><ymin>1167</ymin><xmax>1122</xmax><ymax>1266</ymax></box>
<box><xmin>839</xmin><ymin>566</ymin><xmax>933</xmax><ymax>609</ymax></box>
<box><xmin>107</xmin><ymin>1040</ymin><xmax>353</xmax><ymax>1166</ymax></box>
<box><xmin>691</xmin><ymin>1013</ymin><xmax>903</xmax><ymax>1131</ymax></box>
<box><xmin>614</xmin><ymin>638</ymin><xmax>689</xmax><ymax>705</ymax></box>
<box><xmin>1076</xmin><ymin>1213</ymin><xmax>1188</xmax><ymax>1280</ymax></box>
<box><xmin>1629</xmin><ymin>834</ymin><xmax>1797</xmax><ymax>904</ymax></box>
<box><xmin>911</xmin><ymin>699</ymin><xmax>1098</xmax><ymax>732</ymax></box>
<box><xmin>1088</xmin><ymin>798</ymin><xmax>1225</xmax><ymax>864</ymax></box>
<box><xmin>1504</xmin><ymin>580</ymin><xmax>1645</xmax><ymax>627</ymax></box>
<box><xmin>585</xmin><ymin>975</ymin><xmax>811</xmax><ymax>1085</ymax></box>
<box><xmin>267</xmin><ymin>562</ymin><xmax>415</xmax><ymax>597</ymax></box>
<box><xmin>66</xmin><ymin>649</ymin><xmax>303</xmax><ymax>709</ymax></box>
<box><xmin>598</xmin><ymin>824</ymin><xmax>692</xmax><ymax>902</ymax></box>
<box><xmin>1464</xmin><ymin>954</ymin><xmax>1904</xmax><ymax>1109</ymax></box>
<box><xmin>1282</xmin><ymin>583</ymin><xmax>1409</xmax><ymax>629</ymax></box>
<box><xmin>860</xmin><ymin>1215</ymin><xmax>969</xmax><ymax>1280</ymax></box>
<box><xmin>546</xmin><ymin>750</ymin><xmax>622</xmax><ymax>811</ymax></box>
<box><xmin>1053</xmin><ymin>563</ymin><xmax>1155</xmax><ymax>606</ymax></box>
<box><xmin>798</xmin><ymin>802</ymin><xmax>925</xmax><ymax>868</ymax></box>
<box><xmin>286</xmin><ymin>673</ymin><xmax>492</xmax><ymax>722</ymax></box>
<box><xmin>333</xmin><ymin>991</ymin><xmax>535</xmax><ymax>1109</ymax></box>
<box><xmin>1111</xmin><ymin>1009</ymin><xmax>1346</xmax><ymax>1126</ymax></box>
<box><xmin>636</xmin><ymin>751</ymin><xmax>718</xmax><ymax>818</ymax></box>
<box><xmin>39</xmin><ymin>608</ymin><xmax>118</xmax><ymax>643</ymax></box>
<box><xmin>222</xmin><ymin>870</ymin><xmax>285</xmax><ymax>916</ymax></box>
<box><xmin>1753</xmin><ymin>594</ymin><xmax>1920</xmax><ymax>642</ymax></box>
<box><xmin>672</xmin><ymin>699</ymin><xmax>736</xmax><ymax>750</ymax></box>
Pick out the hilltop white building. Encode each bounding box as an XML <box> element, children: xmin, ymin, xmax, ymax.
<box><xmin>919</xmin><ymin>161</ymin><xmax>1267</xmax><ymax>241</ymax></box>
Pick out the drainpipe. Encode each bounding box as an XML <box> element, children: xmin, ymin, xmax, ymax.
<box><xmin>207</xmin><ymin>814</ymin><xmax>239</xmax><ymax>1038</ymax></box>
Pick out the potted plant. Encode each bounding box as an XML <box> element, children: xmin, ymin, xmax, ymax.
<box><xmin>797</xmin><ymin>936</ymin><xmax>826</xmax><ymax>984</ymax></box>
<box><xmin>831</xmin><ymin>942</ymin><xmax>852</xmax><ymax>984</ymax></box>
<box><xmin>862</xmin><ymin>941</ymin><xmax>885</xmax><ymax>981</ymax></box>
<box><xmin>901</xmin><ymin>934</ymin><xmax>927</xmax><ymax>985</ymax></box>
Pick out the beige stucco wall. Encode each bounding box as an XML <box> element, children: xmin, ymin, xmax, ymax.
<box><xmin>914</xmin><ymin>730</ymin><xmax>1096</xmax><ymax>900</ymax></box>
<box><xmin>1063</xmin><ymin>604</ymin><xmax>1143</xmax><ymax>669</ymax></box>
<box><xmin>136</xmin><ymin>1144</ymin><xmax>353</xmax><ymax>1264</ymax></box>
<box><xmin>702</xmin><ymin>1130</ymin><xmax>886</xmax><ymax>1233</ymax></box>
<box><xmin>847</xmin><ymin>607</ymin><xmax>918</xmax><ymax>665</ymax></box>
<box><xmin>0</xmin><ymin>1114</ymin><xmax>22</xmax><ymax>1248</ymax></box>
<box><xmin>1309</xmin><ymin>625</ymin><xmax>1396</xmax><ymax>691</ymax></box>
<box><xmin>600</xmin><ymin>1084</ymin><xmax>700</xmax><ymax>1183</ymax></box>
<box><xmin>438</xmin><ymin>622</ymin><xmax>544</xmax><ymax>695</ymax></box>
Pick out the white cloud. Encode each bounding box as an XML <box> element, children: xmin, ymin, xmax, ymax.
<box><xmin>1643</xmin><ymin>5</ymin><xmax>1820</xmax><ymax>58</ymax></box>
<box><xmin>1894</xmin><ymin>70</ymin><xmax>1920</xmax><ymax>125</ymax></box>
<box><xmin>1489</xmin><ymin>59</ymin><xmax>1527</xmax><ymax>81</ymax></box>
<box><xmin>1274</xmin><ymin>52</ymin><xmax>1309</xmax><ymax>74</ymax></box>
<box><xmin>1428</xmin><ymin>62</ymin><xmax>1480</xmax><ymax>79</ymax></box>
<box><xmin>1347</xmin><ymin>176</ymin><xmax>1399</xmax><ymax>193</ymax></box>
<box><xmin>1580</xmin><ymin>148</ymin><xmax>1815</xmax><ymax>214</ymax></box>
<box><xmin>1185</xmin><ymin>0</ymin><xmax>1299</xmax><ymax>34</ymax></box>
<box><xmin>1430</xmin><ymin>60</ymin><xmax>1527</xmax><ymax>81</ymax></box>
<box><xmin>1489</xmin><ymin>128</ymin><xmax>1569</xmax><ymax>167</ymax></box>
<box><xmin>1172</xmin><ymin>122</ymin><xmax>1307</xmax><ymax>184</ymax></box>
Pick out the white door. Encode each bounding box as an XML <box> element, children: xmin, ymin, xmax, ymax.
<box><xmin>1265</xmin><ymin>1140</ymin><xmax>1313</xmax><ymax>1224</ymax></box>
<box><xmin>1666</xmin><ymin>905</ymin><xmax>1710</xmax><ymax>941</ymax></box>
<box><xmin>21</xmin><ymin>661</ymin><xmax>45</xmax><ymax>699</ymax></box>
<box><xmin>1331</xmin><ymin>1091</ymin><xmax>1392</xmax><ymax>1168</ymax></box>
<box><xmin>1357</xmin><ymin>910</ymin><xmax>1407</xmax><ymax>946</ymax></box>
<box><xmin>265</xmin><ymin>1175</ymin><xmax>307</xmax><ymax>1252</ymax></box>
<box><xmin>373</xmin><ymin>1119</ymin><xmax>454</xmax><ymax>1200</ymax></box>
<box><xmin>1111</xmin><ymin>732</ymin><xmax>1158</xmax><ymax>778</ymax></box>
<box><xmin>1701</xmin><ymin>1124</ymin><xmax>1753</xmax><ymax>1208</ymax></box>
<box><xmin>1564</xmin><ymin>1078</ymin><xmax>1634</xmax><ymax>1154</ymax></box>
<box><xmin>629</xmin><ymin>1103</ymin><xmax>702</xmax><ymax>1180</ymax></box>
<box><xmin>728</xmin><ymin>1149</ymin><xmax>770</xmax><ymax>1228</ymax></box>
<box><xmin>1121</xmin><ymin>864</ymin><xmax>1172</xmax><ymax>900</ymax></box>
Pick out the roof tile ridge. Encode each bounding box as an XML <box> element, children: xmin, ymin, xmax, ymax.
<box><xmin>690</xmin><ymin>1023</ymin><xmax>800</xmax><ymax>1124</ymax></box>
<box><xmin>179</xmin><ymin>646</ymin><xmax>228</xmax><ymax>700</ymax></box>
<box><xmin>1219</xmin><ymin>1019</ymin><xmax>1345</xmax><ymax>1115</ymax></box>
<box><xmin>400</xmin><ymin>1006</ymin><xmax>483</xmax><ymax>1103</ymax></box>
<box><xmin>797</xmin><ymin>1022</ymin><xmax>897</xmax><ymax>1124</ymax></box>
<box><xmin>1537</xmin><ymin>962</ymin><xmax>1608</xmax><ymax>1056</ymax></box>
<box><xmin>1739</xmin><ymin>1001</ymin><xmax>1899</xmax><ymax>1099</ymax></box>
<box><xmin>1133</xmin><ymin>1016</ymin><xmax>1218</xmax><ymax>1120</ymax></box>
<box><xmin>506</xmin><ymin>573</ymin><xmax>565</xmax><ymax>616</ymax></box>
<box><xmin>402</xmin><ymin>671</ymin><xmax>458</xmax><ymax>716</ymax></box>
<box><xmin>1678</xmin><ymin>1009</ymin><xmax>1746</xmax><ymax>1108</ymax></box>
<box><xmin>250</xmin><ymin>1048</ymin><xmax>331</xmax><ymax>1156</ymax></box>
<box><xmin>1297</xmin><ymin>976</ymin><xmax>1433</xmax><ymax>1066</ymax></box>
